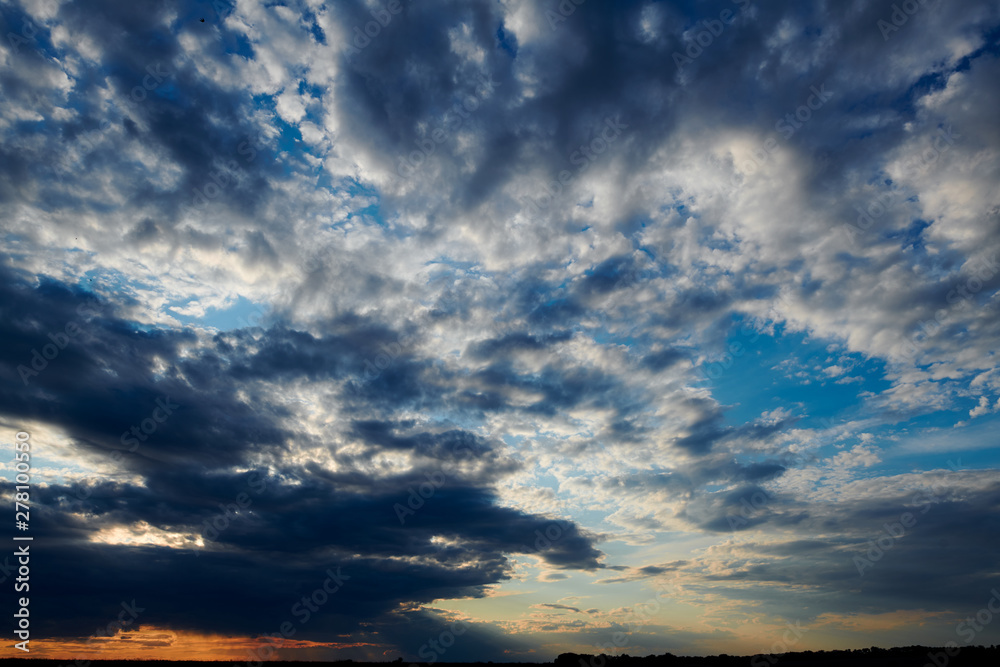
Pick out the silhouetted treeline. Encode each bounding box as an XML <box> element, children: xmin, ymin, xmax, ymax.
<box><xmin>557</xmin><ymin>645</ymin><xmax>999</xmax><ymax>665</ymax></box>
<box><xmin>2</xmin><ymin>645</ymin><xmax>999</xmax><ymax>667</ymax></box>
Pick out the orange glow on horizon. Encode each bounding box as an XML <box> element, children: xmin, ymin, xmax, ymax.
<box><xmin>0</xmin><ymin>625</ymin><xmax>377</xmax><ymax>661</ymax></box>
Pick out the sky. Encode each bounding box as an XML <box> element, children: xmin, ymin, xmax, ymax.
<box><xmin>1</xmin><ymin>0</ymin><xmax>1000</xmax><ymax>661</ymax></box>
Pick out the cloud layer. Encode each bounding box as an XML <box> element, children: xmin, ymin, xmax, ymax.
<box><xmin>1</xmin><ymin>0</ymin><xmax>1000</xmax><ymax>659</ymax></box>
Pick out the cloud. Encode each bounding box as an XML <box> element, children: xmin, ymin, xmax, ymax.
<box><xmin>0</xmin><ymin>262</ymin><xmax>602</xmax><ymax>644</ymax></box>
<box><xmin>533</xmin><ymin>603</ymin><xmax>582</xmax><ymax>613</ymax></box>
<box><xmin>596</xmin><ymin>561</ymin><xmax>689</xmax><ymax>585</ymax></box>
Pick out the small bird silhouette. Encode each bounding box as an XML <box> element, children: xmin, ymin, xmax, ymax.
<box><xmin>200</xmin><ymin>18</ymin><xmax>205</xmax><ymax>22</ymax></box>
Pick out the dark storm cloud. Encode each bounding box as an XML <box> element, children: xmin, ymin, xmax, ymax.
<box><xmin>0</xmin><ymin>260</ymin><xmax>602</xmax><ymax>640</ymax></box>
<box><xmin>24</xmin><ymin>538</ymin><xmax>492</xmax><ymax>640</ymax></box>
<box><xmin>28</xmin><ymin>477</ymin><xmax>600</xmax><ymax>639</ymax></box>
<box><xmin>0</xmin><ymin>264</ymin><xmax>290</xmax><ymax>470</ymax></box>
